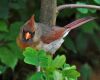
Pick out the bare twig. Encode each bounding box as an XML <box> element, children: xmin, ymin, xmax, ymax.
<box><xmin>37</xmin><ymin>66</ymin><xmax>40</xmax><ymax>72</ymax></box>
<box><xmin>57</xmin><ymin>4</ymin><xmax>100</xmax><ymax>12</ymax></box>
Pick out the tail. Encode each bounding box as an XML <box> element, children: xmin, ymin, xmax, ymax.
<box><xmin>64</xmin><ymin>16</ymin><xmax>96</xmax><ymax>30</ymax></box>
<box><xmin>62</xmin><ymin>16</ymin><xmax>96</xmax><ymax>38</ymax></box>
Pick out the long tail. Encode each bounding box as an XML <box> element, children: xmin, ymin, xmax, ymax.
<box><xmin>64</xmin><ymin>16</ymin><xmax>96</xmax><ymax>30</ymax></box>
<box><xmin>62</xmin><ymin>16</ymin><xmax>96</xmax><ymax>38</ymax></box>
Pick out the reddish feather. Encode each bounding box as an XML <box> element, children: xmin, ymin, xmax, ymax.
<box><xmin>27</xmin><ymin>16</ymin><xmax>34</xmax><ymax>28</ymax></box>
<box><xmin>41</xmin><ymin>27</ymin><xmax>65</xmax><ymax>44</ymax></box>
<box><xmin>64</xmin><ymin>17</ymin><xmax>95</xmax><ymax>30</ymax></box>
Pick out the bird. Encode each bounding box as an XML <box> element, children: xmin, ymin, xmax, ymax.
<box><xmin>17</xmin><ymin>15</ymin><xmax>95</xmax><ymax>54</ymax></box>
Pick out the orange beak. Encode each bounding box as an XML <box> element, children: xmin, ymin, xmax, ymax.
<box><xmin>25</xmin><ymin>32</ymin><xmax>32</xmax><ymax>40</ymax></box>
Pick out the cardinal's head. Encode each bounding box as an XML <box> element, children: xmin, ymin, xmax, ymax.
<box><xmin>19</xmin><ymin>15</ymin><xmax>36</xmax><ymax>44</ymax></box>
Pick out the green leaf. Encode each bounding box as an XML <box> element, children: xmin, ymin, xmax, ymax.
<box><xmin>7</xmin><ymin>42</ymin><xmax>23</xmax><ymax>59</ymax></box>
<box><xmin>52</xmin><ymin>55</ymin><xmax>66</xmax><ymax>69</ymax></box>
<box><xmin>8</xmin><ymin>22</ymin><xmax>23</xmax><ymax>40</ymax></box>
<box><xmin>57</xmin><ymin>0</ymin><xmax>65</xmax><ymax>5</ymax></box>
<box><xmin>80</xmin><ymin>63</ymin><xmax>92</xmax><ymax>80</ymax></box>
<box><xmin>63</xmin><ymin>65</ymin><xmax>76</xmax><ymax>71</ymax></box>
<box><xmin>0</xmin><ymin>21</ymin><xmax>8</xmax><ymax>32</ymax></box>
<box><xmin>0</xmin><ymin>0</ymin><xmax>9</xmax><ymax>19</ymax></box>
<box><xmin>76</xmin><ymin>2</ymin><xmax>88</xmax><ymax>14</ymax></box>
<box><xmin>23</xmin><ymin>47</ymin><xmax>48</xmax><ymax>67</ymax></box>
<box><xmin>0</xmin><ymin>47</ymin><xmax>18</xmax><ymax>69</ymax></box>
<box><xmin>92</xmin><ymin>34</ymin><xmax>100</xmax><ymax>51</ymax></box>
<box><xmin>0</xmin><ymin>33</ymin><xmax>8</xmax><ymax>40</ymax></box>
<box><xmin>63</xmin><ymin>69</ymin><xmax>80</xmax><ymax>79</ymax></box>
<box><xmin>63</xmin><ymin>64</ymin><xmax>70</xmax><ymax>68</ymax></box>
<box><xmin>10</xmin><ymin>0</ymin><xmax>27</xmax><ymax>10</ymax></box>
<box><xmin>81</xmin><ymin>21</ymin><xmax>99</xmax><ymax>34</ymax></box>
<box><xmin>89</xmin><ymin>9</ymin><xmax>96</xmax><ymax>13</ymax></box>
<box><xmin>68</xmin><ymin>78</ymin><xmax>77</xmax><ymax>80</ymax></box>
<box><xmin>53</xmin><ymin>70</ymin><xmax>63</xmax><ymax>80</ymax></box>
<box><xmin>47</xmin><ymin>55</ymin><xmax>53</xmax><ymax>67</ymax></box>
<box><xmin>76</xmin><ymin>13</ymin><xmax>89</xmax><ymax>19</ymax></box>
<box><xmin>27</xmin><ymin>72</ymin><xmax>43</xmax><ymax>80</ymax></box>
<box><xmin>64</xmin><ymin>37</ymin><xmax>77</xmax><ymax>53</ymax></box>
<box><xmin>76</xmin><ymin>33</ymin><xmax>88</xmax><ymax>53</ymax></box>
<box><xmin>0</xmin><ymin>65</ymin><xmax>7</xmax><ymax>74</ymax></box>
<box><xmin>63</xmin><ymin>65</ymin><xmax>80</xmax><ymax>79</ymax></box>
<box><xmin>23</xmin><ymin>47</ymin><xmax>38</xmax><ymax>65</ymax></box>
<box><xmin>94</xmin><ymin>0</ymin><xmax>100</xmax><ymax>4</ymax></box>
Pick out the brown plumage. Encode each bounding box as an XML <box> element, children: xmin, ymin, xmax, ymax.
<box><xmin>17</xmin><ymin>16</ymin><xmax>95</xmax><ymax>54</ymax></box>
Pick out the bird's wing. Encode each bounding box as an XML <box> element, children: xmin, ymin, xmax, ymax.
<box><xmin>41</xmin><ymin>26</ymin><xmax>65</xmax><ymax>44</ymax></box>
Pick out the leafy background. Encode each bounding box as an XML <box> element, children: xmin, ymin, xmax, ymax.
<box><xmin>0</xmin><ymin>0</ymin><xmax>100</xmax><ymax>80</ymax></box>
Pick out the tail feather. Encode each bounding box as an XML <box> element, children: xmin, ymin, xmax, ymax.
<box><xmin>62</xmin><ymin>16</ymin><xmax>96</xmax><ymax>38</ymax></box>
<box><xmin>64</xmin><ymin>16</ymin><xmax>96</xmax><ymax>30</ymax></box>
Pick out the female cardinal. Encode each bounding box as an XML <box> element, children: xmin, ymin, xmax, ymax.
<box><xmin>17</xmin><ymin>16</ymin><xmax>95</xmax><ymax>54</ymax></box>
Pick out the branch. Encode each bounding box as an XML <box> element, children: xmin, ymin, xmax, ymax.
<box><xmin>57</xmin><ymin>4</ymin><xmax>100</xmax><ymax>12</ymax></box>
<box><xmin>37</xmin><ymin>66</ymin><xmax>40</xmax><ymax>72</ymax></box>
<box><xmin>40</xmin><ymin>0</ymin><xmax>57</xmax><ymax>26</ymax></box>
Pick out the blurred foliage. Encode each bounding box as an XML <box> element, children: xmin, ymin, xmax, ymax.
<box><xmin>0</xmin><ymin>0</ymin><xmax>100</xmax><ymax>80</ymax></box>
<box><xmin>80</xmin><ymin>63</ymin><xmax>92</xmax><ymax>80</ymax></box>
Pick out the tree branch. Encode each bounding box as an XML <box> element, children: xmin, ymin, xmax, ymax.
<box><xmin>40</xmin><ymin>0</ymin><xmax>57</xmax><ymax>26</ymax></box>
<box><xmin>57</xmin><ymin>4</ymin><xmax>100</xmax><ymax>12</ymax></box>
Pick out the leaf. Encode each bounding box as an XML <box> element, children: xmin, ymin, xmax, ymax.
<box><xmin>63</xmin><ymin>69</ymin><xmax>80</xmax><ymax>79</ymax></box>
<box><xmin>0</xmin><ymin>33</ymin><xmax>8</xmax><ymax>40</ymax></box>
<box><xmin>81</xmin><ymin>21</ymin><xmax>99</xmax><ymax>34</ymax></box>
<box><xmin>10</xmin><ymin>0</ymin><xmax>27</xmax><ymax>10</ymax></box>
<box><xmin>52</xmin><ymin>55</ymin><xmax>66</xmax><ymax>69</ymax></box>
<box><xmin>0</xmin><ymin>65</ymin><xmax>7</xmax><ymax>74</ymax></box>
<box><xmin>47</xmin><ymin>55</ymin><xmax>53</xmax><ymax>67</ymax></box>
<box><xmin>57</xmin><ymin>0</ymin><xmax>65</xmax><ymax>5</ymax></box>
<box><xmin>94</xmin><ymin>0</ymin><xmax>100</xmax><ymax>4</ymax></box>
<box><xmin>89</xmin><ymin>9</ymin><xmax>96</xmax><ymax>13</ymax></box>
<box><xmin>63</xmin><ymin>65</ymin><xmax>80</xmax><ymax>79</ymax></box>
<box><xmin>68</xmin><ymin>78</ymin><xmax>76</xmax><ymax>80</ymax></box>
<box><xmin>7</xmin><ymin>42</ymin><xmax>23</xmax><ymax>59</ymax></box>
<box><xmin>53</xmin><ymin>70</ymin><xmax>63</xmax><ymax>80</ymax></box>
<box><xmin>76</xmin><ymin>2</ymin><xmax>88</xmax><ymax>14</ymax></box>
<box><xmin>0</xmin><ymin>0</ymin><xmax>9</xmax><ymax>19</ymax></box>
<box><xmin>23</xmin><ymin>47</ymin><xmax>38</xmax><ymax>65</ymax></box>
<box><xmin>92</xmin><ymin>34</ymin><xmax>100</xmax><ymax>51</ymax></box>
<box><xmin>27</xmin><ymin>72</ymin><xmax>43</xmax><ymax>80</ymax></box>
<box><xmin>0</xmin><ymin>21</ymin><xmax>8</xmax><ymax>32</ymax></box>
<box><xmin>0</xmin><ymin>47</ymin><xmax>18</xmax><ymax>69</ymax></box>
<box><xmin>63</xmin><ymin>65</ymin><xmax>76</xmax><ymax>71</ymax></box>
<box><xmin>23</xmin><ymin>47</ymin><xmax>48</xmax><ymax>67</ymax></box>
<box><xmin>64</xmin><ymin>37</ymin><xmax>77</xmax><ymax>53</ymax></box>
<box><xmin>38</xmin><ymin>50</ymin><xmax>48</xmax><ymax>67</ymax></box>
<box><xmin>80</xmin><ymin>63</ymin><xmax>92</xmax><ymax>80</ymax></box>
<box><xmin>8</xmin><ymin>22</ymin><xmax>23</xmax><ymax>40</ymax></box>
<box><xmin>76</xmin><ymin>33</ymin><xmax>88</xmax><ymax>53</ymax></box>
<box><xmin>76</xmin><ymin>13</ymin><xmax>89</xmax><ymax>19</ymax></box>
<box><xmin>63</xmin><ymin>64</ymin><xmax>70</xmax><ymax>68</ymax></box>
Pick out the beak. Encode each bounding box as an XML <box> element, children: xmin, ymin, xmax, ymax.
<box><xmin>25</xmin><ymin>32</ymin><xmax>32</xmax><ymax>40</ymax></box>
